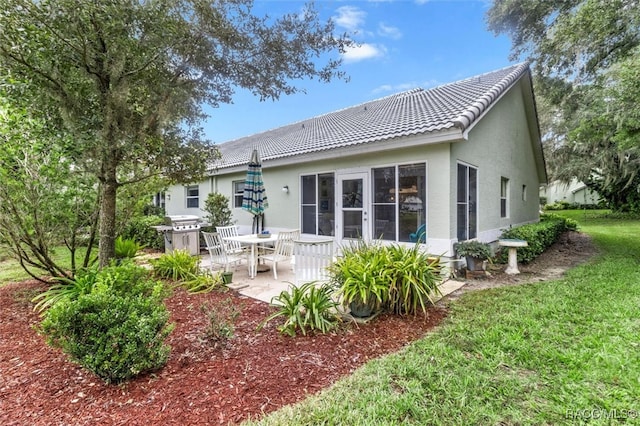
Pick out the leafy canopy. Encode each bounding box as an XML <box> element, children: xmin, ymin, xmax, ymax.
<box><xmin>487</xmin><ymin>0</ymin><xmax>640</xmax><ymax>81</ymax></box>
<box><xmin>0</xmin><ymin>0</ymin><xmax>352</xmax><ymax>266</ymax></box>
<box><xmin>487</xmin><ymin>1</ymin><xmax>640</xmax><ymax>211</ymax></box>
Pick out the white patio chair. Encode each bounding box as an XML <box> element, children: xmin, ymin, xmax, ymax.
<box><xmin>216</xmin><ymin>225</ymin><xmax>248</xmax><ymax>256</ymax></box>
<box><xmin>258</xmin><ymin>229</ymin><xmax>300</xmax><ymax>279</ymax></box>
<box><xmin>293</xmin><ymin>238</ymin><xmax>334</xmax><ymax>286</ymax></box>
<box><xmin>202</xmin><ymin>231</ymin><xmax>245</xmax><ymax>272</ymax></box>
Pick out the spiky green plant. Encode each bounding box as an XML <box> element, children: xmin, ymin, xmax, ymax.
<box><xmin>259</xmin><ymin>282</ymin><xmax>340</xmax><ymax>336</ymax></box>
<box><xmin>151</xmin><ymin>249</ymin><xmax>200</xmax><ymax>281</ymax></box>
<box><xmin>114</xmin><ymin>236</ymin><xmax>143</xmax><ymax>259</ymax></box>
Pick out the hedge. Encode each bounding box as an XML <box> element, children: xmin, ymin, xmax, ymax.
<box><xmin>497</xmin><ymin>214</ymin><xmax>577</xmax><ymax>264</ymax></box>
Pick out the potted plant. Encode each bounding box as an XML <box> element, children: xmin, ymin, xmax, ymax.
<box><xmin>454</xmin><ymin>240</ymin><xmax>492</xmax><ymax>271</ymax></box>
<box><xmin>221</xmin><ymin>271</ymin><xmax>233</xmax><ymax>285</ymax></box>
<box><xmin>328</xmin><ymin>240</ymin><xmax>389</xmax><ymax>318</ymax></box>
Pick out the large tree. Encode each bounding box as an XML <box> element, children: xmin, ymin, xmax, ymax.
<box><xmin>487</xmin><ymin>0</ymin><xmax>640</xmax><ymax>210</ymax></box>
<box><xmin>0</xmin><ymin>94</ymin><xmax>99</xmax><ymax>280</ymax></box>
<box><xmin>553</xmin><ymin>52</ymin><xmax>640</xmax><ymax>211</ymax></box>
<box><xmin>0</xmin><ymin>0</ymin><xmax>351</xmax><ymax>267</ymax></box>
<box><xmin>487</xmin><ymin>0</ymin><xmax>640</xmax><ymax>81</ymax></box>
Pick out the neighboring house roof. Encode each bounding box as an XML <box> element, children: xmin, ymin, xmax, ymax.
<box><xmin>210</xmin><ymin>62</ymin><xmax>539</xmax><ymax>173</ymax></box>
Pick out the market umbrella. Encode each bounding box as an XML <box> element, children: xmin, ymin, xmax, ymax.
<box><xmin>242</xmin><ymin>149</ymin><xmax>269</xmax><ymax>234</ymax></box>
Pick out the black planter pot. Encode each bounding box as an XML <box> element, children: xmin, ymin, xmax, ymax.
<box><xmin>465</xmin><ymin>256</ymin><xmax>485</xmax><ymax>271</ymax></box>
<box><xmin>349</xmin><ymin>298</ymin><xmax>378</xmax><ymax>318</ymax></box>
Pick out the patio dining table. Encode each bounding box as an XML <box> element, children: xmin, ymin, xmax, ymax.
<box><xmin>222</xmin><ymin>233</ymin><xmax>278</xmax><ymax>279</ymax></box>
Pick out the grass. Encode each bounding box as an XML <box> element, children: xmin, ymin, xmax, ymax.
<box><xmin>246</xmin><ymin>210</ymin><xmax>640</xmax><ymax>425</ymax></box>
<box><xmin>0</xmin><ymin>246</ymin><xmax>93</xmax><ymax>285</ymax></box>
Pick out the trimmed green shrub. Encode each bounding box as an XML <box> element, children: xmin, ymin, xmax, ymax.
<box><xmin>120</xmin><ymin>215</ymin><xmax>164</xmax><ymax>251</ymax></box>
<box><xmin>497</xmin><ymin>214</ymin><xmax>577</xmax><ymax>263</ymax></box>
<box><xmin>203</xmin><ymin>192</ymin><xmax>233</xmax><ymax>228</ymax></box>
<box><xmin>39</xmin><ymin>263</ymin><xmax>173</xmax><ymax>383</ymax></box>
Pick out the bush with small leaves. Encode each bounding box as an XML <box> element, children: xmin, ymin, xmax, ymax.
<box><xmin>497</xmin><ymin>214</ymin><xmax>577</xmax><ymax>263</ymax></box>
<box><xmin>38</xmin><ymin>263</ymin><xmax>173</xmax><ymax>383</ymax></box>
<box><xmin>120</xmin><ymin>215</ymin><xmax>165</xmax><ymax>251</ymax></box>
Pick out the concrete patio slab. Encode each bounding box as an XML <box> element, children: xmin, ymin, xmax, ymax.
<box><xmin>201</xmin><ymin>255</ymin><xmax>466</xmax><ymax>304</ymax></box>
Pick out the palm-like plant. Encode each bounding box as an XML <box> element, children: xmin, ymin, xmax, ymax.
<box><xmin>32</xmin><ymin>267</ymin><xmax>100</xmax><ymax>313</ymax></box>
<box><xmin>383</xmin><ymin>244</ymin><xmax>442</xmax><ymax>315</ymax></box>
<box><xmin>328</xmin><ymin>240</ymin><xmax>389</xmax><ymax>317</ymax></box>
<box><xmin>258</xmin><ymin>282</ymin><xmax>340</xmax><ymax>336</ymax></box>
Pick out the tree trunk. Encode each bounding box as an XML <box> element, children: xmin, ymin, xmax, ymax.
<box><xmin>98</xmin><ymin>167</ymin><xmax>118</xmax><ymax>268</ymax></box>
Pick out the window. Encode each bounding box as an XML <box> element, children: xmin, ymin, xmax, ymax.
<box><xmin>457</xmin><ymin>163</ymin><xmax>477</xmax><ymax>241</ymax></box>
<box><xmin>372</xmin><ymin>163</ymin><xmax>426</xmax><ymax>242</ymax></box>
<box><xmin>300</xmin><ymin>173</ymin><xmax>335</xmax><ymax>236</ymax></box>
<box><xmin>233</xmin><ymin>180</ymin><xmax>244</xmax><ymax>208</ymax></box>
<box><xmin>501</xmin><ymin>177</ymin><xmax>509</xmax><ymax>218</ymax></box>
<box><xmin>522</xmin><ymin>184</ymin><xmax>527</xmax><ymax>201</ymax></box>
<box><xmin>186</xmin><ymin>185</ymin><xmax>199</xmax><ymax>208</ymax></box>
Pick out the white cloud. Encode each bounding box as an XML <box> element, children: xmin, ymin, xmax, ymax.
<box><xmin>372</xmin><ymin>82</ymin><xmax>418</xmax><ymax>94</ymax></box>
<box><xmin>333</xmin><ymin>6</ymin><xmax>367</xmax><ymax>33</ymax></box>
<box><xmin>371</xmin><ymin>78</ymin><xmax>442</xmax><ymax>94</ymax></box>
<box><xmin>372</xmin><ymin>84</ymin><xmax>394</xmax><ymax>94</ymax></box>
<box><xmin>342</xmin><ymin>43</ymin><xmax>387</xmax><ymax>63</ymax></box>
<box><xmin>378</xmin><ymin>22</ymin><xmax>402</xmax><ymax>39</ymax></box>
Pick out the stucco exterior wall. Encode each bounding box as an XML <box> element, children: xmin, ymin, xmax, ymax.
<box><xmin>165</xmin><ymin>79</ymin><xmax>543</xmax><ymax>257</ymax></box>
<box><xmin>165</xmin><ymin>139</ymin><xmax>452</xmax><ymax>250</ymax></box>
<box><xmin>450</xmin><ymin>79</ymin><xmax>541</xmax><ymax>243</ymax></box>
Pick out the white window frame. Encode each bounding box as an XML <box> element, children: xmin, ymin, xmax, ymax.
<box><xmin>233</xmin><ymin>180</ymin><xmax>244</xmax><ymax>208</ymax></box>
<box><xmin>186</xmin><ymin>185</ymin><xmax>199</xmax><ymax>209</ymax></box>
<box><xmin>500</xmin><ymin>177</ymin><xmax>509</xmax><ymax>218</ymax></box>
<box><xmin>457</xmin><ymin>162</ymin><xmax>478</xmax><ymax>241</ymax></box>
<box><xmin>300</xmin><ymin>173</ymin><xmax>335</xmax><ymax>236</ymax></box>
<box><xmin>372</xmin><ymin>162</ymin><xmax>427</xmax><ymax>242</ymax></box>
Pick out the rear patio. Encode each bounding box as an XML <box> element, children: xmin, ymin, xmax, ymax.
<box><xmin>198</xmin><ymin>254</ymin><xmax>466</xmax><ymax>305</ymax></box>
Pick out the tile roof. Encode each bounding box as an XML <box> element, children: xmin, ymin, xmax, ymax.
<box><xmin>211</xmin><ymin>62</ymin><xmax>530</xmax><ymax>170</ymax></box>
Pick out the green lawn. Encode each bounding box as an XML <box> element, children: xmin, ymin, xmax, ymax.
<box><xmin>246</xmin><ymin>210</ymin><xmax>640</xmax><ymax>425</ymax></box>
<box><xmin>0</xmin><ymin>246</ymin><xmax>92</xmax><ymax>285</ymax></box>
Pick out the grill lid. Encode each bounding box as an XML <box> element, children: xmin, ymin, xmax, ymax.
<box><xmin>164</xmin><ymin>215</ymin><xmax>201</xmax><ymax>231</ymax></box>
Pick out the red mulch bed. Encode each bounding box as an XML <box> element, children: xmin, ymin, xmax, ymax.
<box><xmin>0</xmin><ymin>281</ymin><xmax>446</xmax><ymax>425</ymax></box>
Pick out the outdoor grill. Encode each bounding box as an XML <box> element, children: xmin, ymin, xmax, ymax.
<box><xmin>154</xmin><ymin>215</ymin><xmax>201</xmax><ymax>255</ymax></box>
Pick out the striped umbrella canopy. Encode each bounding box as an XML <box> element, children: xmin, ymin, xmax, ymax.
<box><xmin>242</xmin><ymin>149</ymin><xmax>269</xmax><ymax>232</ymax></box>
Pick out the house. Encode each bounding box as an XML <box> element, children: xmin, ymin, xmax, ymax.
<box><xmin>165</xmin><ymin>62</ymin><xmax>546</xmax><ymax>257</ymax></box>
<box><xmin>540</xmin><ymin>179</ymin><xmax>601</xmax><ymax>207</ymax></box>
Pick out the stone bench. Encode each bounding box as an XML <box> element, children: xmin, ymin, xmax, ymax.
<box><xmin>498</xmin><ymin>239</ymin><xmax>528</xmax><ymax>275</ymax></box>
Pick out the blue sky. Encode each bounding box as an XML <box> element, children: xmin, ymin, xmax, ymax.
<box><xmin>203</xmin><ymin>0</ymin><xmax>516</xmax><ymax>143</ymax></box>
